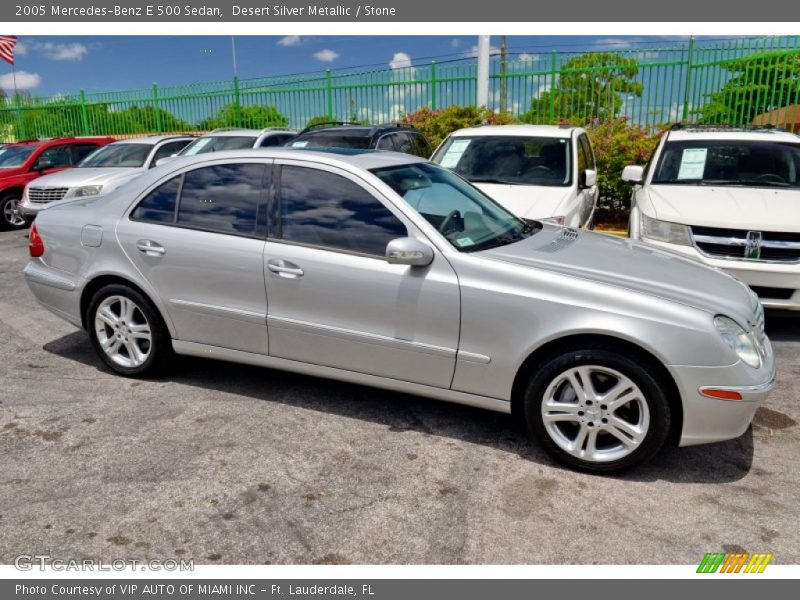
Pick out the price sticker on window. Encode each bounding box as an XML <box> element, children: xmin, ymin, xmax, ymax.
<box><xmin>677</xmin><ymin>148</ymin><xmax>708</xmax><ymax>180</ymax></box>
<box><xmin>440</xmin><ymin>139</ymin><xmax>471</xmax><ymax>168</ymax></box>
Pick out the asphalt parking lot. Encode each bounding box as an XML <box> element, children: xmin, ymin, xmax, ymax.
<box><xmin>0</xmin><ymin>227</ymin><xmax>798</xmax><ymax>565</ymax></box>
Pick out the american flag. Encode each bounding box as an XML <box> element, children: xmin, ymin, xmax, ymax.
<box><xmin>0</xmin><ymin>35</ymin><xmax>18</xmax><ymax>65</ymax></box>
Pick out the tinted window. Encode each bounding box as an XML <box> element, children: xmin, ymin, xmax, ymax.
<box><xmin>73</xmin><ymin>143</ymin><xmax>101</xmax><ymax>163</ymax></box>
<box><xmin>36</xmin><ymin>145</ymin><xmax>73</xmax><ymax>169</ymax></box>
<box><xmin>150</xmin><ymin>140</ymin><xmax>192</xmax><ymax>166</ymax></box>
<box><xmin>131</xmin><ymin>176</ymin><xmax>181</xmax><ymax>223</ymax></box>
<box><xmin>579</xmin><ymin>135</ymin><xmax>595</xmax><ymax>170</ymax></box>
<box><xmin>260</xmin><ymin>133</ymin><xmax>295</xmax><ymax>147</ymax></box>
<box><xmin>79</xmin><ymin>143</ymin><xmax>151</xmax><ymax>168</ymax></box>
<box><xmin>289</xmin><ymin>131</ymin><xmax>373</xmax><ymax>149</ymax></box>
<box><xmin>178</xmin><ymin>163</ymin><xmax>266</xmax><ymax>235</ymax></box>
<box><xmin>376</xmin><ymin>134</ymin><xmax>396</xmax><ymax>151</ymax></box>
<box><xmin>406</xmin><ymin>133</ymin><xmax>432</xmax><ymax>158</ymax></box>
<box><xmin>180</xmin><ymin>136</ymin><xmax>258</xmax><ymax>155</ymax></box>
<box><xmin>279</xmin><ymin>166</ymin><xmax>407</xmax><ymax>256</ymax></box>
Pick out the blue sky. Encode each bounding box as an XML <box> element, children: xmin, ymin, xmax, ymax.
<box><xmin>0</xmin><ymin>35</ymin><xmax>713</xmax><ymax>96</ymax></box>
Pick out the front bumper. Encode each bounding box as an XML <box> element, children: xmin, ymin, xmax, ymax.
<box><xmin>640</xmin><ymin>238</ymin><xmax>800</xmax><ymax>310</ymax></box>
<box><xmin>669</xmin><ymin>337</ymin><xmax>776</xmax><ymax>446</ymax></box>
<box><xmin>18</xmin><ymin>199</ymin><xmax>44</xmax><ymax>223</ymax></box>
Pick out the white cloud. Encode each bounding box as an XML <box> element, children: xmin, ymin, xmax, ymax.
<box><xmin>389</xmin><ymin>52</ymin><xmax>412</xmax><ymax>70</ymax></box>
<box><xmin>15</xmin><ymin>41</ymin><xmax>28</xmax><ymax>56</ymax></box>
<box><xmin>462</xmin><ymin>44</ymin><xmax>501</xmax><ymax>59</ymax></box>
<box><xmin>36</xmin><ymin>42</ymin><xmax>88</xmax><ymax>61</ymax></box>
<box><xmin>596</xmin><ymin>38</ymin><xmax>633</xmax><ymax>49</ymax></box>
<box><xmin>313</xmin><ymin>48</ymin><xmax>339</xmax><ymax>63</ymax></box>
<box><xmin>518</xmin><ymin>53</ymin><xmax>540</xmax><ymax>62</ymax></box>
<box><xmin>0</xmin><ymin>71</ymin><xmax>42</xmax><ymax>91</ymax></box>
<box><xmin>450</xmin><ymin>39</ymin><xmax>461</xmax><ymax>48</ymax></box>
<box><xmin>277</xmin><ymin>35</ymin><xmax>302</xmax><ymax>47</ymax></box>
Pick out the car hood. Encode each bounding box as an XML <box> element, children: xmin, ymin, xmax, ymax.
<box><xmin>480</xmin><ymin>225</ymin><xmax>756</xmax><ymax>322</ymax></box>
<box><xmin>646</xmin><ymin>185</ymin><xmax>800</xmax><ymax>232</ymax></box>
<box><xmin>472</xmin><ymin>183</ymin><xmax>571</xmax><ymax>220</ymax></box>
<box><xmin>27</xmin><ymin>167</ymin><xmax>141</xmax><ymax>189</ymax></box>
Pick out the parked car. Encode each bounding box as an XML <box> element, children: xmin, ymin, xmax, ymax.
<box><xmin>156</xmin><ymin>128</ymin><xmax>297</xmax><ymax>165</ymax></box>
<box><xmin>0</xmin><ymin>136</ymin><xmax>115</xmax><ymax>230</ymax></box>
<box><xmin>624</xmin><ymin>125</ymin><xmax>800</xmax><ymax>310</ymax></box>
<box><xmin>431</xmin><ymin>125</ymin><xmax>598</xmax><ymax>227</ymax></box>
<box><xmin>18</xmin><ymin>135</ymin><xmax>194</xmax><ymax>223</ymax></box>
<box><xmin>287</xmin><ymin>122</ymin><xmax>432</xmax><ymax>157</ymax></box>
<box><xmin>24</xmin><ymin>149</ymin><xmax>773</xmax><ymax>473</ymax></box>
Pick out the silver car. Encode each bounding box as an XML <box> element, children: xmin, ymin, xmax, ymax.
<box><xmin>24</xmin><ymin>149</ymin><xmax>775</xmax><ymax>473</ymax></box>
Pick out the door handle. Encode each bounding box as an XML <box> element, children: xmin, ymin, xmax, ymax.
<box><xmin>267</xmin><ymin>259</ymin><xmax>304</xmax><ymax>278</ymax></box>
<box><xmin>136</xmin><ymin>239</ymin><xmax>166</xmax><ymax>256</ymax></box>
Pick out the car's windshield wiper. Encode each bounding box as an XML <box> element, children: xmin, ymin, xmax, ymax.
<box><xmin>736</xmin><ymin>179</ymin><xmax>792</xmax><ymax>188</ymax></box>
<box><xmin>467</xmin><ymin>177</ymin><xmax>519</xmax><ymax>185</ymax></box>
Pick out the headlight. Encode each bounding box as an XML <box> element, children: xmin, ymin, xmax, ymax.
<box><xmin>65</xmin><ymin>185</ymin><xmax>103</xmax><ymax>199</ymax></box>
<box><xmin>714</xmin><ymin>315</ymin><xmax>761</xmax><ymax>369</ymax></box>
<box><xmin>641</xmin><ymin>213</ymin><xmax>691</xmax><ymax>246</ymax></box>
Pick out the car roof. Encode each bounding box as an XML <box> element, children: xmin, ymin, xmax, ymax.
<box><xmin>110</xmin><ymin>135</ymin><xmax>194</xmax><ymax>145</ymax></box>
<box><xmin>202</xmin><ymin>128</ymin><xmax>296</xmax><ymax>137</ymax></box>
<box><xmin>448</xmin><ymin>124</ymin><xmax>580</xmax><ymax>138</ymax></box>
<box><xmin>297</xmin><ymin>123</ymin><xmax>420</xmax><ymax>137</ymax></box>
<box><xmin>2</xmin><ymin>136</ymin><xmax>114</xmax><ymax>149</ymax></box>
<box><xmin>666</xmin><ymin>129</ymin><xmax>800</xmax><ymax>142</ymax></box>
<box><xmin>156</xmin><ymin>147</ymin><xmax>427</xmax><ymax>172</ymax></box>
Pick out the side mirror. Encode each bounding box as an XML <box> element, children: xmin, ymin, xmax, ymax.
<box><xmin>386</xmin><ymin>237</ymin><xmax>434</xmax><ymax>267</ymax></box>
<box><xmin>621</xmin><ymin>165</ymin><xmax>645</xmax><ymax>184</ymax></box>
<box><xmin>580</xmin><ymin>168</ymin><xmax>597</xmax><ymax>188</ymax></box>
<box><xmin>33</xmin><ymin>159</ymin><xmax>54</xmax><ymax>172</ymax></box>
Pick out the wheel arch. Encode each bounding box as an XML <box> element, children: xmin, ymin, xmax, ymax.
<box><xmin>510</xmin><ymin>333</ymin><xmax>683</xmax><ymax>445</ymax></box>
<box><xmin>80</xmin><ymin>274</ymin><xmax>173</xmax><ymax>337</ymax></box>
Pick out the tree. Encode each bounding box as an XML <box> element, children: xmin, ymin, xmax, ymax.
<box><xmin>697</xmin><ymin>50</ymin><xmax>800</xmax><ymax>125</ymax></box>
<box><xmin>520</xmin><ymin>52</ymin><xmax>643</xmax><ymax>124</ymax></box>
<box><xmin>198</xmin><ymin>103</ymin><xmax>288</xmax><ymax>130</ymax></box>
<box><xmin>403</xmin><ymin>105</ymin><xmax>515</xmax><ymax>148</ymax></box>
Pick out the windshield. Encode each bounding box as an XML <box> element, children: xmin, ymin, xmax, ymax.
<box><xmin>289</xmin><ymin>133</ymin><xmax>372</xmax><ymax>149</ymax></box>
<box><xmin>652</xmin><ymin>139</ymin><xmax>800</xmax><ymax>188</ymax></box>
<box><xmin>0</xmin><ymin>145</ymin><xmax>37</xmax><ymax>168</ymax></box>
<box><xmin>78</xmin><ymin>143</ymin><xmax>152</xmax><ymax>168</ymax></box>
<box><xmin>179</xmin><ymin>135</ymin><xmax>258</xmax><ymax>155</ymax></box>
<box><xmin>371</xmin><ymin>162</ymin><xmax>540</xmax><ymax>252</ymax></box>
<box><xmin>432</xmin><ymin>135</ymin><xmax>572</xmax><ymax>186</ymax></box>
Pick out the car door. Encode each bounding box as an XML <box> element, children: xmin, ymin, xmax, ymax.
<box><xmin>263</xmin><ymin>160</ymin><xmax>461</xmax><ymax>389</ymax></box>
<box><xmin>116</xmin><ymin>160</ymin><xmax>270</xmax><ymax>355</ymax></box>
<box><xmin>577</xmin><ymin>133</ymin><xmax>599</xmax><ymax>227</ymax></box>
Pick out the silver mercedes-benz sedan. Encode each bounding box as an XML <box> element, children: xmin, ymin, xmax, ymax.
<box><xmin>24</xmin><ymin>148</ymin><xmax>775</xmax><ymax>473</ymax></box>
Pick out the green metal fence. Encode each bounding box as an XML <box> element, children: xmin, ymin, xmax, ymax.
<box><xmin>2</xmin><ymin>36</ymin><xmax>800</xmax><ymax>141</ymax></box>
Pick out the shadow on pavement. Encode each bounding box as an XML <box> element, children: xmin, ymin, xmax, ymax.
<box><xmin>45</xmin><ymin>329</ymin><xmax>753</xmax><ymax>485</ymax></box>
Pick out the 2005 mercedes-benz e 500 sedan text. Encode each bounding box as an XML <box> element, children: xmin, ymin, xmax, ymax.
<box><xmin>24</xmin><ymin>148</ymin><xmax>775</xmax><ymax>473</ymax></box>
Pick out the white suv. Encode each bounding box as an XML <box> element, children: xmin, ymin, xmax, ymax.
<box><xmin>165</xmin><ymin>127</ymin><xmax>297</xmax><ymax>162</ymax></box>
<box><xmin>431</xmin><ymin>125</ymin><xmax>598</xmax><ymax>227</ymax></box>
<box><xmin>624</xmin><ymin>126</ymin><xmax>800</xmax><ymax>310</ymax></box>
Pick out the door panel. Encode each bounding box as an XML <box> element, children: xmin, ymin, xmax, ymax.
<box><xmin>116</xmin><ymin>162</ymin><xmax>270</xmax><ymax>354</ymax></box>
<box><xmin>264</xmin><ymin>242</ymin><xmax>460</xmax><ymax>388</ymax></box>
<box><xmin>264</xmin><ymin>161</ymin><xmax>460</xmax><ymax>388</ymax></box>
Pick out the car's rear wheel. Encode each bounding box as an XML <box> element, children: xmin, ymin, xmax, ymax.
<box><xmin>0</xmin><ymin>193</ymin><xmax>27</xmax><ymax>230</ymax></box>
<box><xmin>87</xmin><ymin>284</ymin><xmax>171</xmax><ymax>377</ymax></box>
<box><xmin>524</xmin><ymin>346</ymin><xmax>671</xmax><ymax>473</ymax></box>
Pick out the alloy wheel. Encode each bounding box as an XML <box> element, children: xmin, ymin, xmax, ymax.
<box><xmin>94</xmin><ymin>295</ymin><xmax>152</xmax><ymax>368</ymax></box>
<box><xmin>2</xmin><ymin>197</ymin><xmax>25</xmax><ymax>227</ymax></box>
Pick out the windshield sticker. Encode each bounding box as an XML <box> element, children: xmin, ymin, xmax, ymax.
<box><xmin>440</xmin><ymin>139</ymin><xmax>471</xmax><ymax>168</ymax></box>
<box><xmin>291</xmin><ymin>140</ymin><xmax>309</xmax><ymax>147</ymax></box>
<box><xmin>677</xmin><ymin>148</ymin><xmax>708</xmax><ymax>180</ymax></box>
<box><xmin>454</xmin><ymin>236</ymin><xmax>474</xmax><ymax>247</ymax></box>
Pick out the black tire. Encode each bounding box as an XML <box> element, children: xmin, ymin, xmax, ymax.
<box><xmin>524</xmin><ymin>345</ymin><xmax>671</xmax><ymax>474</ymax></box>
<box><xmin>0</xmin><ymin>192</ymin><xmax>27</xmax><ymax>231</ymax></box>
<box><xmin>86</xmin><ymin>284</ymin><xmax>172</xmax><ymax>377</ymax></box>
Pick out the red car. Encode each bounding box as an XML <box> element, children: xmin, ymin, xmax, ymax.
<box><xmin>0</xmin><ymin>136</ymin><xmax>115</xmax><ymax>230</ymax></box>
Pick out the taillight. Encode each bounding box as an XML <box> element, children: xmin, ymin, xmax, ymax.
<box><xmin>29</xmin><ymin>223</ymin><xmax>44</xmax><ymax>258</ymax></box>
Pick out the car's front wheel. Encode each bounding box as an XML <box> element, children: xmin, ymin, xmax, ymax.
<box><xmin>524</xmin><ymin>346</ymin><xmax>671</xmax><ymax>473</ymax></box>
<box><xmin>87</xmin><ymin>284</ymin><xmax>171</xmax><ymax>377</ymax></box>
<box><xmin>0</xmin><ymin>192</ymin><xmax>27</xmax><ymax>230</ymax></box>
